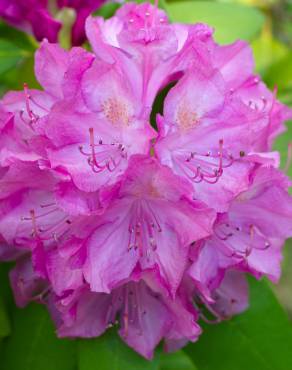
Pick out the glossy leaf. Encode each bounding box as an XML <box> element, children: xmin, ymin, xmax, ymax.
<box><xmin>1</xmin><ymin>303</ymin><xmax>77</xmax><ymax>370</ymax></box>
<box><xmin>166</xmin><ymin>1</ymin><xmax>264</xmax><ymax>44</ymax></box>
<box><xmin>160</xmin><ymin>350</ymin><xmax>197</xmax><ymax>370</ymax></box>
<box><xmin>78</xmin><ymin>329</ymin><xmax>159</xmax><ymax>370</ymax></box>
<box><xmin>184</xmin><ymin>278</ymin><xmax>292</xmax><ymax>370</ymax></box>
<box><xmin>0</xmin><ymin>22</ymin><xmax>37</xmax><ymax>90</ymax></box>
<box><xmin>0</xmin><ymin>39</ymin><xmax>29</xmax><ymax>75</ymax></box>
<box><xmin>0</xmin><ymin>21</ymin><xmax>36</xmax><ymax>50</ymax></box>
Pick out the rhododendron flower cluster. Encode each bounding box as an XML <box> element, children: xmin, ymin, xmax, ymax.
<box><xmin>1</xmin><ymin>1</ymin><xmax>292</xmax><ymax>360</ymax></box>
<box><xmin>0</xmin><ymin>0</ymin><xmax>109</xmax><ymax>45</ymax></box>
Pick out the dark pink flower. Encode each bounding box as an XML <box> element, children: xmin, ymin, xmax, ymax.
<box><xmin>58</xmin><ymin>0</ymin><xmax>106</xmax><ymax>45</ymax></box>
<box><xmin>0</xmin><ymin>0</ymin><xmax>62</xmax><ymax>42</ymax></box>
<box><xmin>0</xmin><ymin>0</ymin><xmax>107</xmax><ymax>45</ymax></box>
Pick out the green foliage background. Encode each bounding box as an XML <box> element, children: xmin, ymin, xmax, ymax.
<box><xmin>0</xmin><ymin>1</ymin><xmax>292</xmax><ymax>369</ymax></box>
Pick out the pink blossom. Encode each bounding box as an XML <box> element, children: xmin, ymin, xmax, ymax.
<box><xmin>1</xmin><ymin>1</ymin><xmax>292</xmax><ymax>360</ymax></box>
<box><xmin>188</xmin><ymin>167</ymin><xmax>292</xmax><ymax>303</ymax></box>
<box><xmin>46</xmin><ymin>59</ymin><xmax>155</xmax><ymax>192</ymax></box>
<box><xmin>52</xmin><ymin>270</ymin><xmax>201</xmax><ymax>359</ymax></box>
<box><xmin>85</xmin><ymin>2</ymin><xmax>214</xmax><ymax>107</ymax></box>
<box><xmin>42</xmin><ymin>156</ymin><xmax>215</xmax><ymax>297</ymax></box>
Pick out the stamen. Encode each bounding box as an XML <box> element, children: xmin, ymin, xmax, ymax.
<box><xmin>29</xmin><ymin>95</ymin><xmax>49</xmax><ymax>113</ymax></box>
<box><xmin>215</xmin><ymin>221</ymin><xmax>271</xmax><ymax>259</ymax></box>
<box><xmin>30</xmin><ymin>209</ymin><xmax>38</xmax><ymax>238</ymax></box>
<box><xmin>193</xmin><ymin>297</ymin><xmax>224</xmax><ymax>324</ymax></box>
<box><xmin>40</xmin><ymin>202</ymin><xmax>57</xmax><ymax>208</ymax></box>
<box><xmin>22</xmin><ymin>83</ymin><xmax>39</xmax><ymax>128</ymax></box>
<box><xmin>20</xmin><ymin>206</ymin><xmax>71</xmax><ymax>243</ymax></box>
<box><xmin>79</xmin><ymin>128</ymin><xmax>127</xmax><ymax>174</ymax></box>
<box><xmin>127</xmin><ymin>201</ymin><xmax>162</xmax><ymax>257</ymax></box>
<box><xmin>178</xmin><ymin>139</ymin><xmax>233</xmax><ymax>185</ymax></box>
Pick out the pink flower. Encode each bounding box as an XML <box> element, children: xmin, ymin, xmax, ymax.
<box><xmin>52</xmin><ymin>270</ymin><xmax>201</xmax><ymax>359</ymax></box>
<box><xmin>0</xmin><ymin>0</ymin><xmax>108</xmax><ymax>45</ymax></box>
<box><xmin>155</xmin><ymin>54</ymin><xmax>290</xmax><ymax>211</ymax></box>
<box><xmin>1</xmin><ymin>1</ymin><xmax>292</xmax><ymax>360</ymax></box>
<box><xmin>0</xmin><ymin>0</ymin><xmax>61</xmax><ymax>42</ymax></box>
<box><xmin>46</xmin><ymin>58</ymin><xmax>155</xmax><ymax>192</ymax></box>
<box><xmin>85</xmin><ymin>2</ymin><xmax>214</xmax><ymax>107</ymax></box>
<box><xmin>53</xmin><ymin>157</ymin><xmax>214</xmax><ymax>296</ymax></box>
<box><xmin>188</xmin><ymin>167</ymin><xmax>292</xmax><ymax>303</ymax></box>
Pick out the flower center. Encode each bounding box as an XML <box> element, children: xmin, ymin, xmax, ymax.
<box><xmin>101</xmin><ymin>97</ymin><xmax>130</xmax><ymax>127</ymax></box>
<box><xmin>176</xmin><ymin>102</ymin><xmax>199</xmax><ymax>131</ymax></box>
<box><xmin>127</xmin><ymin>200</ymin><xmax>162</xmax><ymax>259</ymax></box>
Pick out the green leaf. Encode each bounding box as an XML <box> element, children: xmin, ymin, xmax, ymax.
<box><xmin>0</xmin><ymin>297</ymin><xmax>10</xmax><ymax>339</ymax></box>
<box><xmin>184</xmin><ymin>278</ymin><xmax>292</xmax><ymax>370</ymax></box>
<box><xmin>1</xmin><ymin>303</ymin><xmax>77</xmax><ymax>370</ymax></box>
<box><xmin>160</xmin><ymin>350</ymin><xmax>197</xmax><ymax>370</ymax></box>
<box><xmin>166</xmin><ymin>1</ymin><xmax>264</xmax><ymax>44</ymax></box>
<box><xmin>251</xmin><ymin>29</ymin><xmax>288</xmax><ymax>75</ymax></box>
<box><xmin>0</xmin><ymin>21</ymin><xmax>37</xmax><ymax>51</ymax></box>
<box><xmin>93</xmin><ymin>2</ymin><xmax>121</xmax><ymax>18</ymax></box>
<box><xmin>0</xmin><ymin>22</ymin><xmax>37</xmax><ymax>93</ymax></box>
<box><xmin>0</xmin><ymin>39</ymin><xmax>30</xmax><ymax>75</ymax></box>
<box><xmin>264</xmin><ymin>52</ymin><xmax>292</xmax><ymax>91</ymax></box>
<box><xmin>78</xmin><ymin>329</ymin><xmax>159</xmax><ymax>370</ymax></box>
<box><xmin>0</xmin><ymin>264</ymin><xmax>13</xmax><ymax>339</ymax></box>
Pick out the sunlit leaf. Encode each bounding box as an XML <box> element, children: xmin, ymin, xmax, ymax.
<box><xmin>166</xmin><ymin>1</ymin><xmax>264</xmax><ymax>44</ymax></box>
<box><xmin>0</xmin><ymin>39</ymin><xmax>30</xmax><ymax>75</ymax></box>
<box><xmin>265</xmin><ymin>52</ymin><xmax>292</xmax><ymax>91</ymax></box>
<box><xmin>93</xmin><ymin>2</ymin><xmax>121</xmax><ymax>18</ymax></box>
<box><xmin>252</xmin><ymin>27</ymin><xmax>288</xmax><ymax>75</ymax></box>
